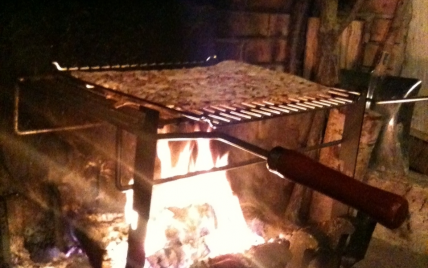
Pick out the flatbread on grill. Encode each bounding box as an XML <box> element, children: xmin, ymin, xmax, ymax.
<box><xmin>71</xmin><ymin>60</ymin><xmax>333</xmax><ymax>112</ymax></box>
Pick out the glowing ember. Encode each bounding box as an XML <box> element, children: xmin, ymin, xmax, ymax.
<box><xmin>125</xmin><ymin>135</ymin><xmax>264</xmax><ymax>268</ymax></box>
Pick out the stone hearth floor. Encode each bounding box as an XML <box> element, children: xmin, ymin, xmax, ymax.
<box><xmin>354</xmin><ymin>238</ymin><xmax>428</xmax><ymax>268</ymax></box>
<box><xmin>355</xmin><ymin>170</ymin><xmax>428</xmax><ymax>268</ymax></box>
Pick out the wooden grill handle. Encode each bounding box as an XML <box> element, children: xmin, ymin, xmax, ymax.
<box><xmin>266</xmin><ymin>147</ymin><xmax>408</xmax><ymax>229</ymax></box>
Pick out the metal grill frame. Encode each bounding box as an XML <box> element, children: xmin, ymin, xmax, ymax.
<box><xmin>10</xmin><ymin>61</ymin><xmax>376</xmax><ymax>268</ymax></box>
<box><xmin>184</xmin><ymin>88</ymin><xmax>358</xmax><ymax>127</ymax></box>
<box><xmin>48</xmin><ymin>59</ymin><xmax>362</xmax><ymax>128</ymax></box>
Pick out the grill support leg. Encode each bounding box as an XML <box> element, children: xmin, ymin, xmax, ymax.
<box><xmin>126</xmin><ymin>109</ymin><xmax>159</xmax><ymax>268</ymax></box>
<box><xmin>332</xmin><ymin>88</ymin><xmax>367</xmax><ymax>216</ymax></box>
<box><xmin>333</xmin><ymin>86</ymin><xmax>368</xmax><ymax>268</ymax></box>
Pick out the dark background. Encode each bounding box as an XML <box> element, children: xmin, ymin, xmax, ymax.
<box><xmin>0</xmin><ymin>0</ymin><xmax>217</xmax><ymax>84</ymax></box>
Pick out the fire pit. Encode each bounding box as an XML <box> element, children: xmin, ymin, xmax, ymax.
<box><xmin>1</xmin><ymin>59</ymin><xmax>411</xmax><ymax>268</ymax></box>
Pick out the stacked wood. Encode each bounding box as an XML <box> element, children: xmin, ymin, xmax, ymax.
<box><xmin>304</xmin><ymin>11</ymin><xmax>385</xmax><ymax>217</ymax></box>
<box><xmin>318</xmin><ymin>109</ymin><xmax>384</xmax><ymax>181</ymax></box>
<box><xmin>310</xmin><ymin>108</ymin><xmax>384</xmax><ymax>222</ymax></box>
<box><xmin>305</xmin><ymin>18</ymin><xmax>365</xmax><ymax>78</ymax></box>
<box><xmin>303</xmin><ymin>18</ymin><xmax>320</xmax><ymax>80</ymax></box>
<box><xmin>283</xmin><ymin>110</ymin><xmax>326</xmax><ymax>226</ymax></box>
<box><xmin>339</xmin><ymin>21</ymin><xmax>364</xmax><ymax>70</ymax></box>
<box><xmin>284</xmin><ymin>0</ymin><xmax>312</xmax><ymax>75</ymax></box>
<box><xmin>314</xmin><ymin>0</ymin><xmax>366</xmax><ymax>86</ymax></box>
<box><xmin>300</xmin><ymin>0</ymin><xmax>415</xmax><ymax>224</ymax></box>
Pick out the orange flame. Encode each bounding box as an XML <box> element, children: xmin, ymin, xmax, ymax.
<box><xmin>125</xmin><ymin>135</ymin><xmax>263</xmax><ymax>266</ymax></box>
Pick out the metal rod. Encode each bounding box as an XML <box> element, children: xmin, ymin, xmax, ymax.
<box><xmin>52</xmin><ymin>55</ymin><xmax>217</xmax><ymax>72</ymax></box>
<box><xmin>126</xmin><ymin>108</ymin><xmax>159</xmax><ymax>268</ymax></box>
<box><xmin>154</xmin><ymin>158</ymin><xmax>266</xmax><ymax>185</ymax></box>
<box><xmin>375</xmin><ymin>95</ymin><xmax>428</xmax><ymax>105</ymax></box>
<box><xmin>338</xmin><ymin>80</ymin><xmax>368</xmax><ymax>217</ymax></box>
<box><xmin>115</xmin><ymin>128</ymin><xmax>133</xmax><ymax>191</ymax></box>
<box><xmin>156</xmin><ymin>132</ymin><xmax>269</xmax><ymax>160</ymax></box>
<box><xmin>122</xmin><ymin>131</ymin><xmax>340</xmax><ymax>187</ymax></box>
<box><xmin>298</xmin><ymin>139</ymin><xmax>344</xmax><ymax>152</ymax></box>
<box><xmin>366</xmin><ymin>73</ymin><xmax>383</xmax><ymax>109</ymax></box>
<box><xmin>13</xmin><ymin>85</ymin><xmax>104</xmax><ymax>135</ymax></box>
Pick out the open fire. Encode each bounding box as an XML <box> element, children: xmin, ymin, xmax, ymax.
<box><xmin>125</xmin><ymin>130</ymin><xmax>265</xmax><ymax>268</ymax></box>
<box><xmin>3</xmin><ymin>58</ymin><xmax>411</xmax><ymax>268</ymax></box>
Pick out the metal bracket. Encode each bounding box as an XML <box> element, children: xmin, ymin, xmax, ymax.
<box><xmin>13</xmin><ymin>85</ymin><xmax>104</xmax><ymax>136</ymax></box>
<box><xmin>52</xmin><ymin>55</ymin><xmax>218</xmax><ymax>72</ymax></box>
<box><xmin>115</xmin><ymin>128</ymin><xmax>134</xmax><ymax>191</ymax></box>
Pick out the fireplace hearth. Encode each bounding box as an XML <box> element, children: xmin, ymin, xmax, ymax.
<box><xmin>0</xmin><ymin>61</ymin><xmax>415</xmax><ymax>268</ymax></box>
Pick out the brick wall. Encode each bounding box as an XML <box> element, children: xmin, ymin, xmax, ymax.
<box><xmin>214</xmin><ymin>0</ymin><xmax>408</xmax><ymax>76</ymax></box>
<box><xmin>359</xmin><ymin>0</ymin><xmax>410</xmax><ymax>75</ymax></box>
<box><xmin>215</xmin><ymin>10</ymin><xmax>290</xmax><ymax>71</ymax></box>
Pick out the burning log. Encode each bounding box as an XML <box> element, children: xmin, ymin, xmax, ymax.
<box><xmin>286</xmin><ymin>229</ymin><xmax>318</xmax><ymax>268</ymax></box>
<box><xmin>248</xmin><ymin>240</ymin><xmax>292</xmax><ymax>268</ymax></box>
<box><xmin>145</xmin><ymin>204</ymin><xmax>217</xmax><ymax>268</ymax></box>
<box><xmin>204</xmin><ymin>255</ymin><xmax>249</xmax><ymax>268</ymax></box>
<box><xmin>190</xmin><ymin>239</ymin><xmax>291</xmax><ymax>268</ymax></box>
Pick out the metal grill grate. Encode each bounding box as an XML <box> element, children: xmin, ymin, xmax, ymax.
<box><xmin>179</xmin><ymin>89</ymin><xmax>359</xmax><ymax>127</ymax></box>
<box><xmin>52</xmin><ymin>59</ymin><xmax>361</xmax><ymax>128</ymax></box>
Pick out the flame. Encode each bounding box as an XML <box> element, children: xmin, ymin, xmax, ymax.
<box><xmin>124</xmin><ymin>179</ymin><xmax>138</xmax><ymax>230</ymax></box>
<box><xmin>125</xmin><ymin>134</ymin><xmax>263</xmax><ymax>267</ymax></box>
